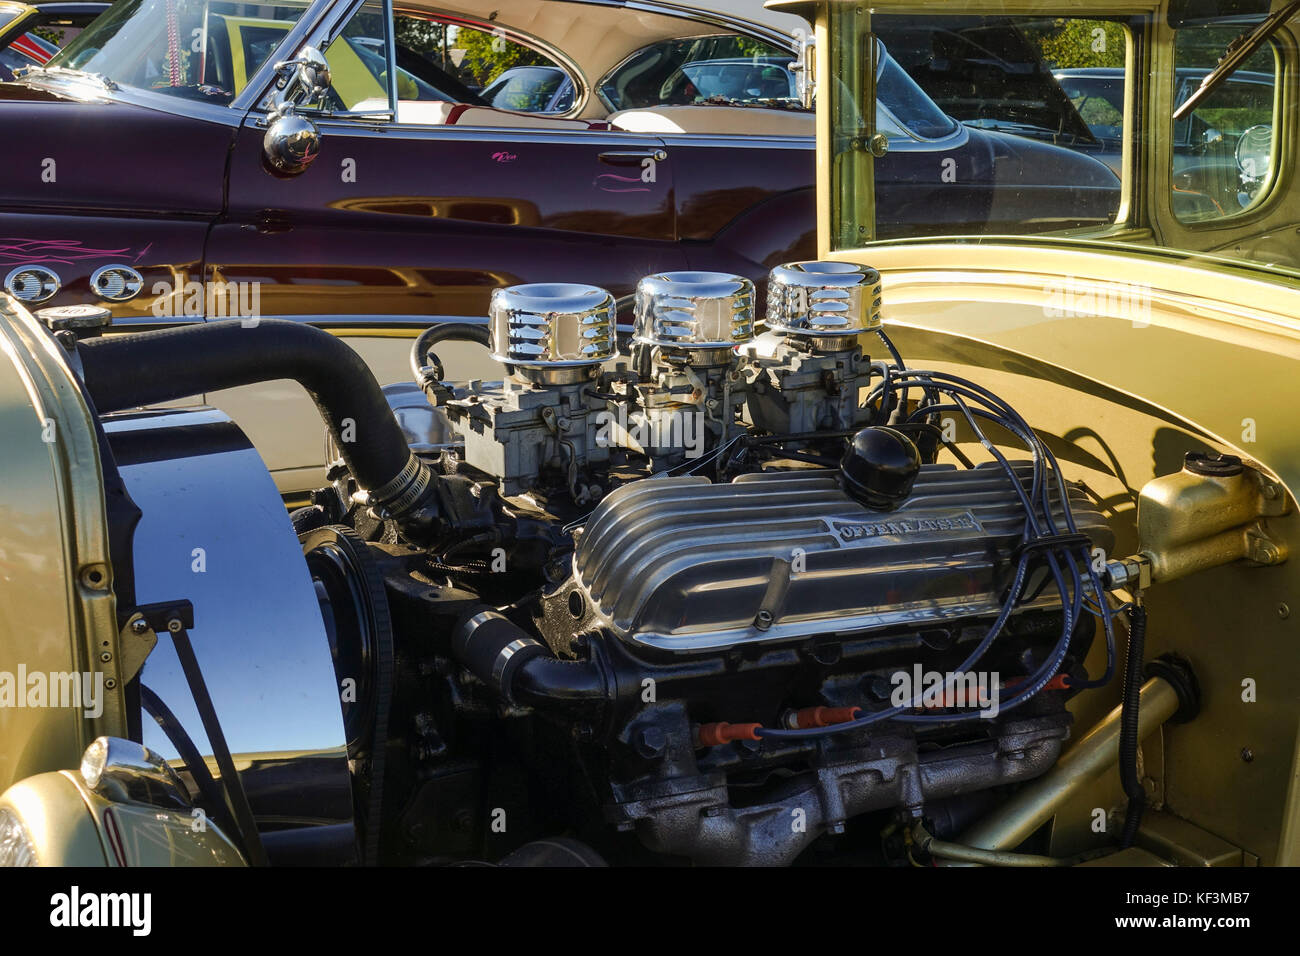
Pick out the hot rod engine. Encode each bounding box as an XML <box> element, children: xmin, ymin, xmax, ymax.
<box><xmin>61</xmin><ymin>262</ymin><xmax>1218</xmax><ymax>867</ymax></box>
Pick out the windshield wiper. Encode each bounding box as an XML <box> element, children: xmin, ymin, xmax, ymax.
<box><xmin>1173</xmin><ymin>0</ymin><xmax>1300</xmax><ymax>121</ymax></box>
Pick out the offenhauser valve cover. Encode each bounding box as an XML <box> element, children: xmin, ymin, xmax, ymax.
<box><xmin>555</xmin><ymin>464</ymin><xmax>1114</xmax><ymax>654</ymax></box>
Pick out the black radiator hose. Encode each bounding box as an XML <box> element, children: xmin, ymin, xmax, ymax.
<box><xmin>409</xmin><ymin>322</ymin><xmax>492</xmax><ymax>389</ymax></box>
<box><xmin>451</xmin><ymin>606</ymin><xmax>610</xmax><ymax>707</ymax></box>
<box><xmin>77</xmin><ymin>320</ymin><xmax>440</xmax><ymax>534</ymax></box>
<box><xmin>1118</xmin><ymin>605</ymin><xmax>1148</xmax><ymax>847</ymax></box>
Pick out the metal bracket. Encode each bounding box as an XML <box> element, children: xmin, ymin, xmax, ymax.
<box><xmin>1244</xmin><ymin>521</ymin><xmax>1287</xmax><ymax>566</ymax></box>
<box><xmin>116</xmin><ymin>612</ymin><xmax>158</xmax><ymax>685</ymax></box>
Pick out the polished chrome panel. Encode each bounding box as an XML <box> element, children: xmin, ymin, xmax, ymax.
<box><xmin>4</xmin><ymin>265</ymin><xmax>60</xmax><ymax>303</ymax></box>
<box><xmin>634</xmin><ymin>270</ymin><xmax>755</xmax><ymax>350</ymax></box>
<box><xmin>104</xmin><ymin>407</ymin><xmax>352</xmax><ymax>829</ymax></box>
<box><xmin>489</xmin><ymin>282</ymin><xmax>615</xmax><ymax>368</ymax></box>
<box><xmin>766</xmin><ymin>260</ymin><xmax>882</xmax><ymax>337</ymax></box>
<box><xmin>89</xmin><ymin>265</ymin><xmax>144</xmax><ymax>303</ymax></box>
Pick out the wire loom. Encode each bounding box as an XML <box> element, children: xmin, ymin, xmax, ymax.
<box><xmin>752</xmin><ymin>329</ymin><xmax>1122</xmax><ymax>740</ymax></box>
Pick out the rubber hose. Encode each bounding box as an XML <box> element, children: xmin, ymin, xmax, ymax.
<box><xmin>78</xmin><ymin>320</ymin><xmax>418</xmax><ymax>502</ymax></box>
<box><xmin>409</xmin><ymin>322</ymin><xmax>491</xmax><ymax>386</ymax></box>
<box><xmin>1118</xmin><ymin>605</ymin><xmax>1148</xmax><ymax>847</ymax></box>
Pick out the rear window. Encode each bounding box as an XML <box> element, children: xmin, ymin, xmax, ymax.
<box><xmin>600</xmin><ymin>34</ymin><xmax>796</xmax><ymax>111</ymax></box>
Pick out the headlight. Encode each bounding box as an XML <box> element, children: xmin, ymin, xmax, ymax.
<box><xmin>0</xmin><ymin>807</ymin><xmax>37</xmax><ymax>867</ymax></box>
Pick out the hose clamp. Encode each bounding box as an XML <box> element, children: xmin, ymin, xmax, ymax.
<box><xmin>369</xmin><ymin>453</ymin><xmax>432</xmax><ymax>519</ymax></box>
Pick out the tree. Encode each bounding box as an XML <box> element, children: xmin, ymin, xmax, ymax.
<box><xmin>453</xmin><ymin>27</ymin><xmax>549</xmax><ymax>87</ymax></box>
<box><xmin>1022</xmin><ymin>18</ymin><xmax>1125</xmax><ymax>70</ymax></box>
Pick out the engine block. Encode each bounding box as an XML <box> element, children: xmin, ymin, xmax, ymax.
<box><xmin>542</xmin><ymin>462</ymin><xmax>1113</xmax><ymax>654</ymax></box>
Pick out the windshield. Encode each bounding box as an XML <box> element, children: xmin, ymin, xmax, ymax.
<box><xmin>46</xmin><ymin>0</ymin><xmax>308</xmax><ymax>103</ymax></box>
<box><xmin>828</xmin><ymin>3</ymin><xmax>1296</xmax><ymax>282</ymax></box>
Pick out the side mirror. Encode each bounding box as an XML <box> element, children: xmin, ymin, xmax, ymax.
<box><xmin>263</xmin><ymin>45</ymin><xmax>330</xmax><ymax>175</ymax></box>
<box><xmin>275</xmin><ymin>45</ymin><xmax>331</xmax><ymax>108</ymax></box>
<box><xmin>264</xmin><ymin>111</ymin><xmax>322</xmax><ymax>175</ymax></box>
<box><xmin>790</xmin><ymin>30</ymin><xmax>816</xmax><ymax>109</ymax></box>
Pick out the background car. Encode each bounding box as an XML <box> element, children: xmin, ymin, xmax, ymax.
<box><xmin>0</xmin><ymin>0</ymin><xmax>105</xmax><ymax>80</ymax></box>
<box><xmin>0</xmin><ymin>0</ymin><xmax>1115</xmax><ymax>493</ymax></box>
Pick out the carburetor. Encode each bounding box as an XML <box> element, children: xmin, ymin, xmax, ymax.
<box><xmin>746</xmin><ymin>261</ymin><xmax>882</xmax><ymax>435</ymax></box>
<box><xmin>441</xmin><ymin>282</ymin><xmax>617</xmax><ymax>501</ymax></box>
<box><xmin>629</xmin><ymin>271</ymin><xmax>755</xmax><ymax>468</ymax></box>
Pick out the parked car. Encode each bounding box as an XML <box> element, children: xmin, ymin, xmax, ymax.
<box><xmin>0</xmin><ymin>0</ymin><xmax>1116</xmax><ymax>492</ymax></box>
<box><xmin>0</xmin><ymin>0</ymin><xmax>105</xmax><ymax>80</ymax></box>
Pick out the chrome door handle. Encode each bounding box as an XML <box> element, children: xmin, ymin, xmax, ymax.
<box><xmin>598</xmin><ymin>149</ymin><xmax>667</xmax><ymax>166</ymax></box>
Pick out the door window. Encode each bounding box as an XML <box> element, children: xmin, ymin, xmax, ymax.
<box><xmin>1171</xmin><ymin>25</ymin><xmax>1279</xmax><ymax>223</ymax></box>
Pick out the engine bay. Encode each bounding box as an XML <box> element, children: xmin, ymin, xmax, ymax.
<box><xmin>52</xmin><ymin>260</ymin><xmax>1264</xmax><ymax>866</ymax></box>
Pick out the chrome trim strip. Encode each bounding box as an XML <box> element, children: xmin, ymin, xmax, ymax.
<box><xmin>658</xmin><ymin>133</ymin><xmax>811</xmax><ymax>150</ymax></box>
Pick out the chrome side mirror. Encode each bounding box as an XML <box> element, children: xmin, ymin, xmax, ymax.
<box><xmin>264</xmin><ymin>112</ymin><xmax>322</xmax><ymax>175</ymax></box>
<box><xmin>275</xmin><ymin>45</ymin><xmax>331</xmax><ymax>106</ymax></box>
<box><xmin>263</xmin><ymin>45</ymin><xmax>329</xmax><ymax>175</ymax></box>
<box><xmin>791</xmin><ymin>30</ymin><xmax>816</xmax><ymax>109</ymax></box>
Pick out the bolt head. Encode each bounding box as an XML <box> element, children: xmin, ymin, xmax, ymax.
<box><xmin>130</xmin><ymin>619</ymin><xmax>149</xmax><ymax>634</ymax></box>
<box><xmin>166</xmin><ymin>619</ymin><xmax>183</xmax><ymax>633</ymax></box>
<box><xmin>633</xmin><ymin>726</ymin><xmax>667</xmax><ymax>759</ymax></box>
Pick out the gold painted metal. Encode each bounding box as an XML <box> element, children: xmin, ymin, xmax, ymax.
<box><xmin>1078</xmin><ymin>847</ymin><xmax>1175</xmax><ymax>867</ymax></box>
<box><xmin>0</xmin><ymin>296</ymin><xmax>125</xmax><ymax>793</ymax></box>
<box><xmin>1138</xmin><ymin>462</ymin><xmax>1290</xmax><ymax>582</ymax></box>
<box><xmin>0</xmin><ymin>770</ymin><xmax>246</xmax><ymax>866</ymax></box>
<box><xmin>114</xmin><ymin>615</ymin><xmax>157</xmax><ymax>687</ymax></box>
<box><xmin>0</xmin><ymin>770</ymin><xmax>107</xmax><ymax>866</ymax></box>
<box><xmin>1135</xmin><ymin>811</ymin><xmax>1248</xmax><ymax>866</ymax></box>
<box><xmin>959</xmin><ymin>677</ymin><xmax>1180</xmax><ymax>852</ymax></box>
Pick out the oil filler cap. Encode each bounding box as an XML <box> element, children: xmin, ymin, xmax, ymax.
<box><xmin>840</xmin><ymin>426</ymin><xmax>921</xmax><ymax>511</ymax></box>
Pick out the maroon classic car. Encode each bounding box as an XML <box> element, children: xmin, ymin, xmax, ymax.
<box><xmin>0</xmin><ymin>0</ymin><xmax>1118</xmax><ymax>489</ymax></box>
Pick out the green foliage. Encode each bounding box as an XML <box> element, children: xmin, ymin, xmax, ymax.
<box><xmin>1022</xmin><ymin>18</ymin><xmax>1125</xmax><ymax>70</ymax></box>
<box><xmin>32</xmin><ymin>26</ymin><xmax>66</xmax><ymax>48</ymax></box>
<box><xmin>454</xmin><ymin>27</ymin><xmax>549</xmax><ymax>86</ymax></box>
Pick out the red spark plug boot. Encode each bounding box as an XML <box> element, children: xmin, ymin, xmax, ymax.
<box><xmin>696</xmin><ymin>722</ymin><xmax>763</xmax><ymax>747</ymax></box>
<box><xmin>786</xmin><ymin>706</ymin><xmax>863</xmax><ymax>729</ymax></box>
